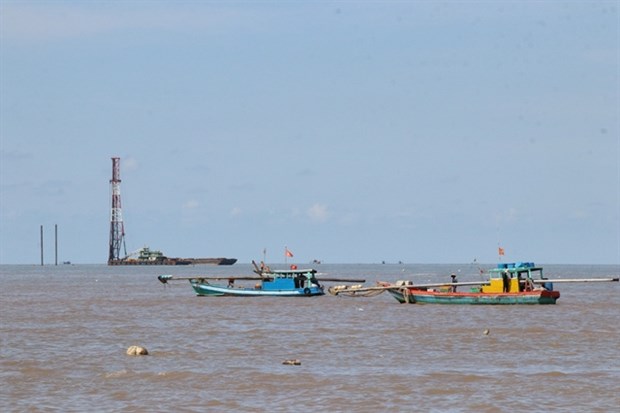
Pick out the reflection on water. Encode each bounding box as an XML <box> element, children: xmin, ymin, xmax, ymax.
<box><xmin>1</xmin><ymin>263</ymin><xmax>619</xmax><ymax>412</ymax></box>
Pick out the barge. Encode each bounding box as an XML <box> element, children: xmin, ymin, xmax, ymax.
<box><xmin>108</xmin><ymin>247</ymin><xmax>237</xmax><ymax>266</ymax></box>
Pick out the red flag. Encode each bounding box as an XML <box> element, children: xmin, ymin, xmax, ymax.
<box><xmin>498</xmin><ymin>247</ymin><xmax>505</xmax><ymax>256</ymax></box>
<box><xmin>285</xmin><ymin>248</ymin><xmax>294</xmax><ymax>258</ymax></box>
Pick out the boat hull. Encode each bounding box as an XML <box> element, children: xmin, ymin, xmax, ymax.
<box><xmin>191</xmin><ymin>282</ymin><xmax>324</xmax><ymax>297</ymax></box>
<box><xmin>184</xmin><ymin>258</ymin><xmax>238</xmax><ymax>265</ymax></box>
<box><xmin>388</xmin><ymin>288</ymin><xmax>560</xmax><ymax>305</ymax></box>
<box><xmin>109</xmin><ymin>257</ymin><xmax>237</xmax><ymax>266</ymax></box>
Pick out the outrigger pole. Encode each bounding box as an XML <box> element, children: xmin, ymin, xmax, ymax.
<box><xmin>328</xmin><ymin>277</ymin><xmax>619</xmax><ymax>296</ymax></box>
<box><xmin>158</xmin><ymin>275</ymin><xmax>267</xmax><ymax>284</ymax></box>
<box><xmin>158</xmin><ymin>274</ymin><xmax>367</xmax><ymax>285</ymax></box>
<box><xmin>532</xmin><ymin>278</ymin><xmax>619</xmax><ymax>283</ymax></box>
<box><xmin>329</xmin><ymin>281</ymin><xmax>491</xmax><ymax>296</ymax></box>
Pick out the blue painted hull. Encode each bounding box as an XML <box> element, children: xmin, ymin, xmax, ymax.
<box><xmin>388</xmin><ymin>288</ymin><xmax>560</xmax><ymax>305</ymax></box>
<box><xmin>191</xmin><ymin>282</ymin><xmax>324</xmax><ymax>297</ymax></box>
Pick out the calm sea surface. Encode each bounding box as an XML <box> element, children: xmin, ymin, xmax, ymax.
<box><xmin>1</xmin><ymin>263</ymin><xmax>619</xmax><ymax>412</ymax></box>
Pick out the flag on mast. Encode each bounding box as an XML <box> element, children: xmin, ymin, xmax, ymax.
<box><xmin>285</xmin><ymin>248</ymin><xmax>294</xmax><ymax>258</ymax></box>
<box><xmin>498</xmin><ymin>247</ymin><xmax>505</xmax><ymax>256</ymax></box>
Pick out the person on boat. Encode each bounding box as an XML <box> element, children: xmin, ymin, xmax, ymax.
<box><xmin>502</xmin><ymin>271</ymin><xmax>510</xmax><ymax>292</ymax></box>
<box><xmin>310</xmin><ymin>274</ymin><xmax>321</xmax><ymax>289</ymax></box>
<box><xmin>228</xmin><ymin>278</ymin><xmax>234</xmax><ymax>288</ymax></box>
<box><xmin>450</xmin><ymin>273</ymin><xmax>458</xmax><ymax>292</ymax></box>
<box><xmin>260</xmin><ymin>261</ymin><xmax>271</xmax><ymax>274</ymax></box>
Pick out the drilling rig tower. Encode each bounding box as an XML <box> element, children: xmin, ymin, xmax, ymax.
<box><xmin>108</xmin><ymin>157</ymin><xmax>126</xmax><ymax>264</ymax></box>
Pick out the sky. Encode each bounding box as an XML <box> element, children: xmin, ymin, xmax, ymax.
<box><xmin>1</xmin><ymin>1</ymin><xmax>619</xmax><ymax>265</ymax></box>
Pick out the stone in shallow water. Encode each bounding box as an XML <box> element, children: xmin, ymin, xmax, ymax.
<box><xmin>126</xmin><ymin>345</ymin><xmax>149</xmax><ymax>356</ymax></box>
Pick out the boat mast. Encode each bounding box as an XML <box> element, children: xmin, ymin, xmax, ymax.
<box><xmin>108</xmin><ymin>157</ymin><xmax>127</xmax><ymax>263</ymax></box>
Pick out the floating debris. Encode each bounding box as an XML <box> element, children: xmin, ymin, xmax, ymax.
<box><xmin>328</xmin><ymin>284</ymin><xmax>384</xmax><ymax>297</ymax></box>
<box><xmin>282</xmin><ymin>359</ymin><xmax>301</xmax><ymax>366</ymax></box>
<box><xmin>483</xmin><ymin>329</ymin><xmax>490</xmax><ymax>335</ymax></box>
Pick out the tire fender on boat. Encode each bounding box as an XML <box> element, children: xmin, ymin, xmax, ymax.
<box><xmin>303</xmin><ymin>288</ymin><xmax>311</xmax><ymax>296</ymax></box>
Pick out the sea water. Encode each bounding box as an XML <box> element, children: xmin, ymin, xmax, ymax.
<box><xmin>1</xmin><ymin>263</ymin><xmax>619</xmax><ymax>412</ymax></box>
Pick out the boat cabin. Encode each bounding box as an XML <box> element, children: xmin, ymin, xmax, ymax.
<box><xmin>261</xmin><ymin>269</ymin><xmax>321</xmax><ymax>293</ymax></box>
<box><xmin>481</xmin><ymin>262</ymin><xmax>552</xmax><ymax>293</ymax></box>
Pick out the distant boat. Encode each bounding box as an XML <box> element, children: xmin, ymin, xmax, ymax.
<box><xmin>158</xmin><ymin>261</ymin><xmax>365</xmax><ymax>297</ymax></box>
<box><xmin>108</xmin><ymin>246</ymin><xmax>237</xmax><ymax>266</ymax></box>
<box><xmin>330</xmin><ymin>262</ymin><xmax>618</xmax><ymax>305</ymax></box>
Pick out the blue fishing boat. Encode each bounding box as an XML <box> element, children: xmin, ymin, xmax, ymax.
<box><xmin>158</xmin><ymin>265</ymin><xmax>365</xmax><ymax>297</ymax></box>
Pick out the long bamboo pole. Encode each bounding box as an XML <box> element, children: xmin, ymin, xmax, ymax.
<box><xmin>329</xmin><ymin>281</ymin><xmax>491</xmax><ymax>296</ymax></box>
<box><xmin>158</xmin><ymin>274</ymin><xmax>367</xmax><ymax>284</ymax></box>
<box><xmin>532</xmin><ymin>278</ymin><xmax>619</xmax><ymax>283</ymax></box>
<box><xmin>330</xmin><ymin>278</ymin><xmax>619</xmax><ymax>296</ymax></box>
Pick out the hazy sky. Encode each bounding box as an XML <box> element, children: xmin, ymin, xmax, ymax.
<box><xmin>1</xmin><ymin>1</ymin><xmax>619</xmax><ymax>265</ymax></box>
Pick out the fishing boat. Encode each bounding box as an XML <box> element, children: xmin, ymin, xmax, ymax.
<box><xmin>329</xmin><ymin>262</ymin><xmax>618</xmax><ymax>305</ymax></box>
<box><xmin>158</xmin><ymin>263</ymin><xmax>365</xmax><ymax>297</ymax></box>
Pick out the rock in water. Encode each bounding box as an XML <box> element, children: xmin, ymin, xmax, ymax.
<box><xmin>126</xmin><ymin>345</ymin><xmax>149</xmax><ymax>356</ymax></box>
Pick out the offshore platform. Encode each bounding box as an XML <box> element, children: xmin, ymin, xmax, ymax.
<box><xmin>107</xmin><ymin>157</ymin><xmax>236</xmax><ymax>266</ymax></box>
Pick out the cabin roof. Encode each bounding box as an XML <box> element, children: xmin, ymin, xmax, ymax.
<box><xmin>270</xmin><ymin>268</ymin><xmax>316</xmax><ymax>275</ymax></box>
<box><xmin>488</xmin><ymin>262</ymin><xmax>544</xmax><ymax>277</ymax></box>
<box><xmin>489</xmin><ymin>266</ymin><xmax>543</xmax><ymax>272</ymax></box>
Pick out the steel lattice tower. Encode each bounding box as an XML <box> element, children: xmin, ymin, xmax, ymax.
<box><xmin>108</xmin><ymin>157</ymin><xmax>126</xmax><ymax>263</ymax></box>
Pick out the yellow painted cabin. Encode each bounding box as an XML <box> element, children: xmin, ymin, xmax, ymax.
<box><xmin>481</xmin><ymin>262</ymin><xmax>544</xmax><ymax>293</ymax></box>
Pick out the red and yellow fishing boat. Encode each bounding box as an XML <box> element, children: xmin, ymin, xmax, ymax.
<box><xmin>329</xmin><ymin>262</ymin><xmax>618</xmax><ymax>305</ymax></box>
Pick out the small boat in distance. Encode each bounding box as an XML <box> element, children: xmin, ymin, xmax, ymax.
<box><xmin>330</xmin><ymin>262</ymin><xmax>618</xmax><ymax>305</ymax></box>
<box><xmin>158</xmin><ymin>262</ymin><xmax>365</xmax><ymax>297</ymax></box>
